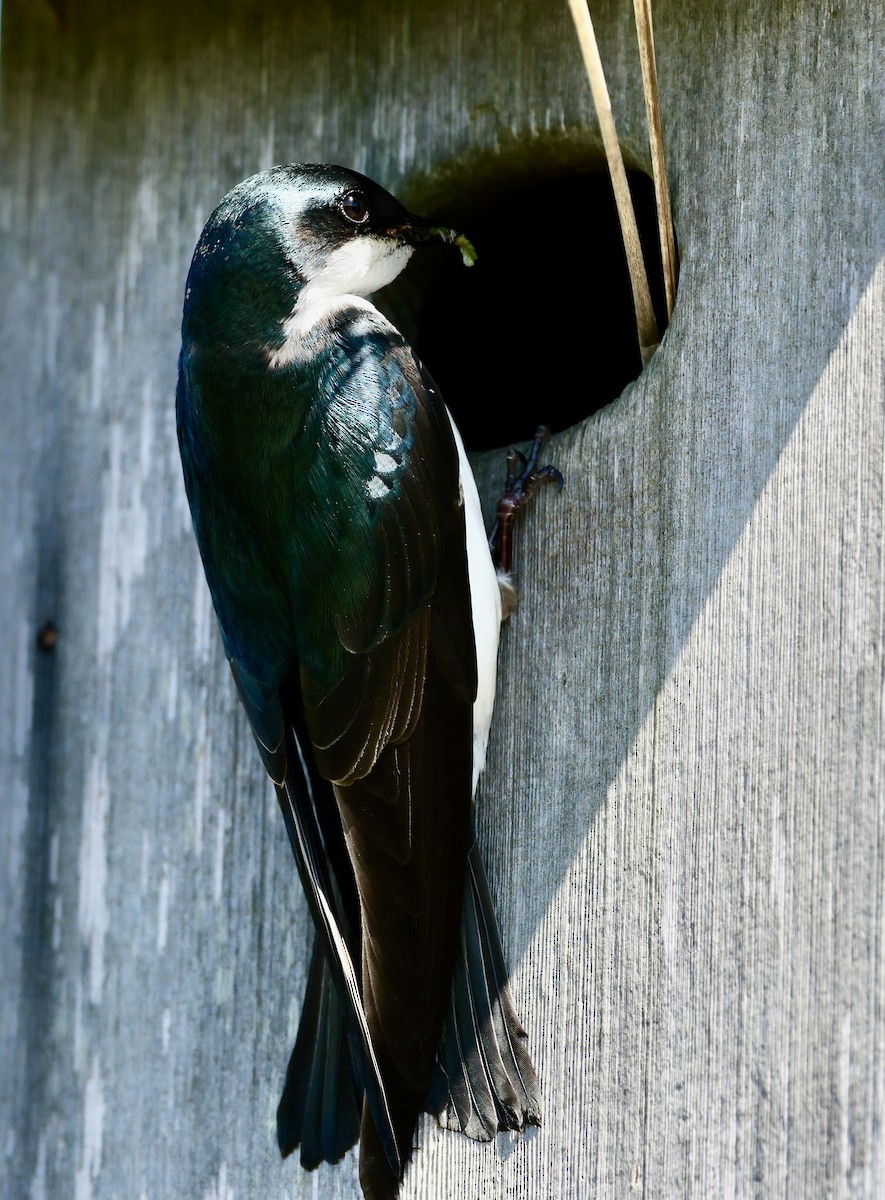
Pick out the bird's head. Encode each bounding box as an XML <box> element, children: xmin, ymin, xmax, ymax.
<box><xmin>181</xmin><ymin>163</ymin><xmax>474</xmax><ymax>364</ymax></box>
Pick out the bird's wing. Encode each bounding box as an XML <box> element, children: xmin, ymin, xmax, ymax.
<box><xmin>288</xmin><ymin>317</ymin><xmax>477</xmax><ymax>764</ymax></box>
<box><xmin>178</xmin><ymin>349</ymin><xmax>406</xmax><ymax>1176</ymax></box>
<box><xmin>277</xmin><ymin>314</ymin><xmax>479</xmax><ymax>1191</ymax></box>
<box><xmin>179</xmin><ymin>303</ymin><xmax>481</xmax><ymax>1186</ymax></box>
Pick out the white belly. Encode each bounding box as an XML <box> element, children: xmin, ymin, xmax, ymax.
<box><xmin>446</xmin><ymin>410</ymin><xmax>504</xmax><ymax>796</ymax></box>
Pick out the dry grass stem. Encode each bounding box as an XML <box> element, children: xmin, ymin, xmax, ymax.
<box><xmin>567</xmin><ymin>0</ymin><xmax>659</xmax><ymax>364</ymax></box>
<box><xmin>633</xmin><ymin>0</ymin><xmax>677</xmax><ymax>319</ymax></box>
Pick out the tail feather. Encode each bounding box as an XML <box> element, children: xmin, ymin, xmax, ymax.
<box><xmin>428</xmin><ymin>841</ymin><xmax>542</xmax><ymax>1138</ymax></box>
<box><xmin>279</xmin><ymin>839</ymin><xmax>541</xmax><ymax>1180</ymax></box>
<box><xmin>436</xmin><ymin>944</ymin><xmax>499</xmax><ymax>1140</ymax></box>
<box><xmin>274</xmin><ymin>760</ymin><xmax>401</xmax><ymax>1177</ymax></box>
<box><xmin>277</xmin><ymin>939</ymin><xmax>362</xmax><ymax>1168</ymax></box>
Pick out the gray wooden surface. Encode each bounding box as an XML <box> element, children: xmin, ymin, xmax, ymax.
<box><xmin>2</xmin><ymin>0</ymin><xmax>883</xmax><ymax>1197</ymax></box>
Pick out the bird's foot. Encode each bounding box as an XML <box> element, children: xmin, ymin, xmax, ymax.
<box><xmin>488</xmin><ymin>425</ymin><xmax>564</xmax><ymax>576</ymax></box>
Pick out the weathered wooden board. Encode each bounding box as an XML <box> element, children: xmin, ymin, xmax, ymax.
<box><xmin>2</xmin><ymin>0</ymin><xmax>883</xmax><ymax>1197</ymax></box>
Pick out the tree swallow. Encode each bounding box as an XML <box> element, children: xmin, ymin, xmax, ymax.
<box><xmin>176</xmin><ymin>164</ymin><xmax>541</xmax><ymax>1200</ymax></box>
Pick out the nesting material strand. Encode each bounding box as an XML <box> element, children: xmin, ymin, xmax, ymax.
<box><xmin>567</xmin><ymin>0</ymin><xmax>660</xmax><ymax>364</ymax></box>
<box><xmin>633</xmin><ymin>0</ymin><xmax>677</xmax><ymax>320</ymax></box>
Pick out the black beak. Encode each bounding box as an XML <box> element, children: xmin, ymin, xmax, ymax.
<box><xmin>385</xmin><ymin>214</ymin><xmax>477</xmax><ymax>266</ymax></box>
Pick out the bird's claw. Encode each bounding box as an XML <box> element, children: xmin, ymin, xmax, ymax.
<box><xmin>489</xmin><ymin>425</ymin><xmax>564</xmax><ymax>575</ymax></box>
<box><xmin>503</xmin><ymin>425</ymin><xmax>563</xmax><ymax>498</ymax></box>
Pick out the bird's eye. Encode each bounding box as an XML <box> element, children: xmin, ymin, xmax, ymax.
<box><xmin>339</xmin><ymin>191</ymin><xmax>369</xmax><ymax>224</ymax></box>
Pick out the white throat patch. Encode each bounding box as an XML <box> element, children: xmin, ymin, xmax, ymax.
<box><xmin>267</xmin><ymin>237</ymin><xmax>413</xmax><ymax>369</ymax></box>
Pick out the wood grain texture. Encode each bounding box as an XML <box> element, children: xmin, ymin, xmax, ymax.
<box><xmin>1</xmin><ymin>1</ymin><xmax>883</xmax><ymax>1197</ymax></box>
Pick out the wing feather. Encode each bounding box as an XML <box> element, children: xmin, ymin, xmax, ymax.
<box><xmin>182</xmin><ymin>300</ymin><xmax>494</xmax><ymax>1194</ymax></box>
<box><xmin>274</xmin><ymin>742</ymin><xmax>401</xmax><ymax>1177</ymax></box>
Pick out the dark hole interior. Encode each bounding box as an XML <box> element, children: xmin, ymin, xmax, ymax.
<box><xmin>380</xmin><ymin>170</ymin><xmax>670</xmax><ymax>451</ymax></box>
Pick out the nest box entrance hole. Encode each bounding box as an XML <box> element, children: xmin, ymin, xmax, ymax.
<box><xmin>382</xmin><ymin>169</ymin><xmax>670</xmax><ymax>451</ymax></box>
